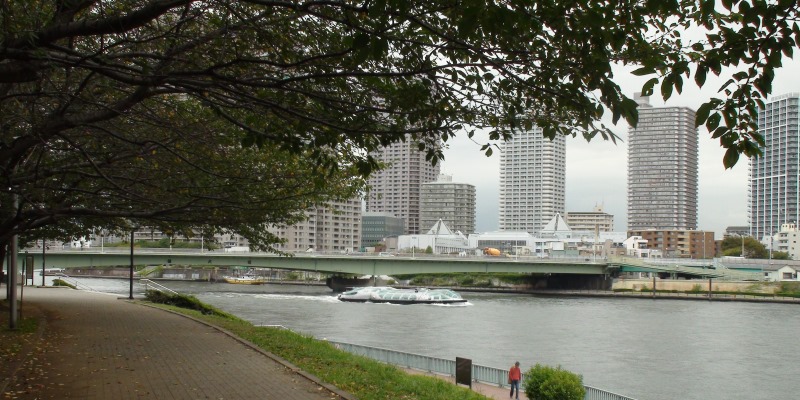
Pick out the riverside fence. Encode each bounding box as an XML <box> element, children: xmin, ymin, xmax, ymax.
<box><xmin>326</xmin><ymin>341</ymin><xmax>637</xmax><ymax>400</ymax></box>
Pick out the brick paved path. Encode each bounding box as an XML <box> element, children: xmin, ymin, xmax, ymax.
<box><xmin>4</xmin><ymin>287</ymin><xmax>349</xmax><ymax>399</ymax></box>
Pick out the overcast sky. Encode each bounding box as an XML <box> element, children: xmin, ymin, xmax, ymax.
<box><xmin>440</xmin><ymin>59</ymin><xmax>800</xmax><ymax>238</ymax></box>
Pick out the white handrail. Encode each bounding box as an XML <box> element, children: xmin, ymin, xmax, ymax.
<box><xmin>140</xmin><ymin>279</ymin><xmax>179</xmax><ymax>295</ymax></box>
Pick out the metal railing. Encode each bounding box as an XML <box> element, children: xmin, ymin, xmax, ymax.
<box><xmin>140</xmin><ymin>279</ymin><xmax>179</xmax><ymax>295</ymax></box>
<box><xmin>326</xmin><ymin>341</ymin><xmax>637</xmax><ymax>400</ymax></box>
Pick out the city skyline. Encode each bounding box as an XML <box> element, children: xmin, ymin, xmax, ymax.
<box><xmin>440</xmin><ymin>61</ymin><xmax>800</xmax><ymax>237</ymax></box>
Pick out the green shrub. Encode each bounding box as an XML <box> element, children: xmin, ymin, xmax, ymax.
<box><xmin>52</xmin><ymin>279</ymin><xmax>76</xmax><ymax>289</ymax></box>
<box><xmin>688</xmin><ymin>284</ymin><xmax>703</xmax><ymax>293</ymax></box>
<box><xmin>284</xmin><ymin>272</ymin><xmax>300</xmax><ymax>281</ymax></box>
<box><xmin>523</xmin><ymin>364</ymin><xmax>585</xmax><ymax>400</ymax></box>
<box><xmin>144</xmin><ymin>290</ymin><xmax>234</xmax><ymax>318</ymax></box>
<box><xmin>778</xmin><ymin>282</ymin><xmax>800</xmax><ymax>295</ymax></box>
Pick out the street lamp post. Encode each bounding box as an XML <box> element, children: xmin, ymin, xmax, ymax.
<box><xmin>769</xmin><ymin>234</ymin><xmax>773</xmax><ymax>262</ymax></box>
<box><xmin>129</xmin><ymin>229</ymin><xmax>134</xmax><ymax>299</ymax></box>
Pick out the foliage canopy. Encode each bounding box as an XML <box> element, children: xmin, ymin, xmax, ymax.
<box><xmin>720</xmin><ymin>236</ymin><xmax>790</xmax><ymax>259</ymax></box>
<box><xmin>1</xmin><ymin>0</ymin><xmax>798</xmax><ymax>247</ymax></box>
<box><xmin>523</xmin><ymin>363</ymin><xmax>585</xmax><ymax>400</ymax></box>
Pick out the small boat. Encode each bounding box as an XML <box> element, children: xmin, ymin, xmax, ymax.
<box><xmin>223</xmin><ymin>275</ymin><xmax>265</xmax><ymax>285</ymax></box>
<box><xmin>338</xmin><ymin>287</ymin><xmax>467</xmax><ymax>305</ymax></box>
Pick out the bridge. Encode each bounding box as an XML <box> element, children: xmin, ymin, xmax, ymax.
<box><xmin>12</xmin><ymin>249</ymin><xmax>763</xmax><ymax>281</ymax></box>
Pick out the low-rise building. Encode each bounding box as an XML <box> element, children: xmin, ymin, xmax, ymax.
<box><xmin>564</xmin><ymin>205</ymin><xmax>614</xmax><ymax>233</ymax></box>
<box><xmin>361</xmin><ymin>212</ymin><xmax>405</xmax><ymax>251</ymax></box>
<box><xmin>628</xmin><ymin>229</ymin><xmax>715</xmax><ymax>259</ymax></box>
<box><xmin>397</xmin><ymin>220</ymin><xmax>471</xmax><ymax>255</ymax></box>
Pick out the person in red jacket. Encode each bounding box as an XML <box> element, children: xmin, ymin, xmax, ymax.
<box><xmin>508</xmin><ymin>361</ymin><xmax>521</xmax><ymax>399</ymax></box>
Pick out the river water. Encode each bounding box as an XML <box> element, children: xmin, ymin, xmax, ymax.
<box><xmin>55</xmin><ymin>277</ymin><xmax>800</xmax><ymax>400</ymax></box>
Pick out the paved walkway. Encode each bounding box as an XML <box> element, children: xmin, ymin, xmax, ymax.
<box><xmin>2</xmin><ymin>287</ymin><xmax>350</xmax><ymax>399</ymax></box>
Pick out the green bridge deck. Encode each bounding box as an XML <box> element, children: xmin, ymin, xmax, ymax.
<box><xmin>11</xmin><ymin>250</ymin><xmax>763</xmax><ymax>281</ymax></box>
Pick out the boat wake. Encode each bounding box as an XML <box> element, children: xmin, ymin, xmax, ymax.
<box><xmin>205</xmin><ymin>292</ymin><xmax>342</xmax><ymax>303</ymax></box>
<box><xmin>253</xmin><ymin>293</ymin><xmax>341</xmax><ymax>303</ymax></box>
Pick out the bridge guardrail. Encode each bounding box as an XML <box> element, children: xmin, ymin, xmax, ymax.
<box><xmin>326</xmin><ymin>340</ymin><xmax>637</xmax><ymax>400</ymax></box>
<box><xmin>609</xmin><ymin>256</ymin><xmax>762</xmax><ymax>281</ymax></box>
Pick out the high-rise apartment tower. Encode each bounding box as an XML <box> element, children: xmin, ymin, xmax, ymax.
<box><xmin>749</xmin><ymin>93</ymin><xmax>800</xmax><ymax>240</ymax></box>
<box><xmin>366</xmin><ymin>136</ymin><xmax>441</xmax><ymax>234</ymax></box>
<box><xmin>499</xmin><ymin>126</ymin><xmax>566</xmax><ymax>235</ymax></box>
<box><xmin>627</xmin><ymin>93</ymin><xmax>698</xmax><ymax>231</ymax></box>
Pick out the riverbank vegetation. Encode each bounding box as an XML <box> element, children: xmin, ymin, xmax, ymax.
<box><xmin>144</xmin><ymin>292</ymin><xmax>488</xmax><ymax>400</ymax></box>
<box><xmin>394</xmin><ymin>272</ymin><xmax>530</xmax><ymax>288</ymax></box>
<box><xmin>52</xmin><ymin>279</ymin><xmax>76</xmax><ymax>289</ymax></box>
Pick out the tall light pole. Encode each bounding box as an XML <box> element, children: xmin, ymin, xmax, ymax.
<box><xmin>702</xmin><ymin>232</ymin><xmax>706</xmax><ymax>260</ymax></box>
<box><xmin>769</xmin><ymin>234</ymin><xmax>773</xmax><ymax>262</ymax></box>
<box><xmin>741</xmin><ymin>234</ymin><xmax>745</xmax><ymax>258</ymax></box>
<box><xmin>129</xmin><ymin>229</ymin><xmax>134</xmax><ymax>299</ymax></box>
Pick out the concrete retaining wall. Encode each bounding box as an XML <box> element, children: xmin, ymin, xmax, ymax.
<box><xmin>613</xmin><ymin>278</ymin><xmax>778</xmax><ymax>293</ymax></box>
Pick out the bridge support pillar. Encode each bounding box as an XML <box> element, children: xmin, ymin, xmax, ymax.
<box><xmin>708</xmin><ymin>278</ymin><xmax>712</xmax><ymax>300</ymax></box>
<box><xmin>652</xmin><ymin>276</ymin><xmax>656</xmax><ymax>298</ymax></box>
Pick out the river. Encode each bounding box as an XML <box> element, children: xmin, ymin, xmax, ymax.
<box><xmin>50</xmin><ymin>277</ymin><xmax>800</xmax><ymax>400</ymax></box>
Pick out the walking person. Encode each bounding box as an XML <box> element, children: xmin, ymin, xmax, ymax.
<box><xmin>508</xmin><ymin>361</ymin><xmax>521</xmax><ymax>399</ymax></box>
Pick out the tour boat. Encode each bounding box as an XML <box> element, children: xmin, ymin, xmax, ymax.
<box><xmin>223</xmin><ymin>275</ymin><xmax>265</xmax><ymax>285</ymax></box>
<box><xmin>338</xmin><ymin>287</ymin><xmax>467</xmax><ymax>304</ymax></box>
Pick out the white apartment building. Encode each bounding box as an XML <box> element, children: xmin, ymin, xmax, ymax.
<box><xmin>770</xmin><ymin>222</ymin><xmax>800</xmax><ymax>260</ymax></box>
<box><xmin>627</xmin><ymin>93</ymin><xmax>698</xmax><ymax>231</ymax></box>
<box><xmin>366</xmin><ymin>136</ymin><xmax>441</xmax><ymax>235</ymax></box>
<box><xmin>565</xmin><ymin>204</ymin><xmax>615</xmax><ymax>233</ymax></box>
<box><xmin>499</xmin><ymin>126</ymin><xmax>566</xmax><ymax>235</ymax></box>
<box><xmin>749</xmin><ymin>93</ymin><xmax>800</xmax><ymax>241</ymax></box>
<box><xmin>269</xmin><ymin>199</ymin><xmax>362</xmax><ymax>253</ymax></box>
<box><xmin>419</xmin><ymin>174</ymin><xmax>476</xmax><ymax>234</ymax></box>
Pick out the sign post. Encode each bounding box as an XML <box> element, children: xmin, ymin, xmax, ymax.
<box><xmin>455</xmin><ymin>357</ymin><xmax>472</xmax><ymax>389</ymax></box>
